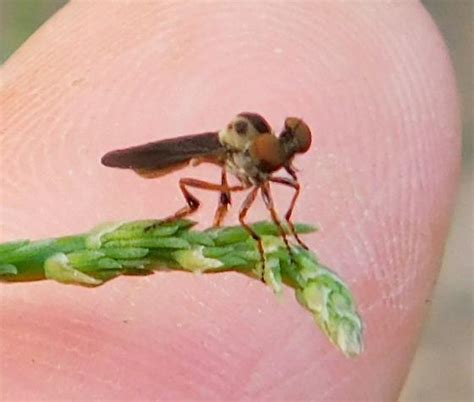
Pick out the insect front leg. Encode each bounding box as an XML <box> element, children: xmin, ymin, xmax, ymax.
<box><xmin>269</xmin><ymin>176</ymin><xmax>309</xmax><ymax>249</ymax></box>
<box><xmin>238</xmin><ymin>186</ymin><xmax>266</xmax><ymax>282</ymax></box>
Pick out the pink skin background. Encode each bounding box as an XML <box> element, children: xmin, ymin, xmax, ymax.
<box><xmin>0</xmin><ymin>2</ymin><xmax>460</xmax><ymax>401</ymax></box>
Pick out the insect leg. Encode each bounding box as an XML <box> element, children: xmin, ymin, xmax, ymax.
<box><xmin>213</xmin><ymin>168</ymin><xmax>232</xmax><ymax>227</ymax></box>
<box><xmin>269</xmin><ymin>176</ymin><xmax>309</xmax><ymax>249</ymax></box>
<box><xmin>167</xmin><ymin>178</ymin><xmax>246</xmax><ymax>221</ymax></box>
<box><xmin>238</xmin><ymin>186</ymin><xmax>266</xmax><ymax>281</ymax></box>
<box><xmin>260</xmin><ymin>182</ymin><xmax>294</xmax><ymax>257</ymax></box>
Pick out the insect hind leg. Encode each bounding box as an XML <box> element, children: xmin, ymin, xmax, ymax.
<box><xmin>167</xmin><ymin>178</ymin><xmax>203</xmax><ymax>221</ymax></box>
<box><xmin>162</xmin><ymin>177</ymin><xmax>246</xmax><ymax>222</ymax></box>
<box><xmin>146</xmin><ymin>178</ymin><xmax>204</xmax><ymax>232</ymax></box>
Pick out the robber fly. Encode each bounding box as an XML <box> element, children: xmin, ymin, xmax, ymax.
<box><xmin>101</xmin><ymin>112</ymin><xmax>312</xmax><ymax>270</ymax></box>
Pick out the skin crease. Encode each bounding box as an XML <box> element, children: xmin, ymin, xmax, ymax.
<box><xmin>0</xmin><ymin>2</ymin><xmax>460</xmax><ymax>401</ymax></box>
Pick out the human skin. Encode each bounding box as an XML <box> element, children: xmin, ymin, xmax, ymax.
<box><xmin>0</xmin><ymin>1</ymin><xmax>460</xmax><ymax>400</ymax></box>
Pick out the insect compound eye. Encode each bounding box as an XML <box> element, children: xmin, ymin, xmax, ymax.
<box><xmin>234</xmin><ymin>120</ymin><xmax>249</xmax><ymax>135</ymax></box>
<box><xmin>284</xmin><ymin>117</ymin><xmax>312</xmax><ymax>153</ymax></box>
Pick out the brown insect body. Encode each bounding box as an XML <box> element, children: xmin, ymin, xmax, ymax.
<box><xmin>102</xmin><ymin>112</ymin><xmax>312</xmax><ymax>276</ymax></box>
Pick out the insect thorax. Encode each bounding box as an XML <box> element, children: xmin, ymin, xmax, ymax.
<box><xmin>218</xmin><ymin>113</ymin><xmax>277</xmax><ymax>185</ymax></box>
<box><xmin>225</xmin><ymin>149</ymin><xmax>268</xmax><ymax>185</ymax></box>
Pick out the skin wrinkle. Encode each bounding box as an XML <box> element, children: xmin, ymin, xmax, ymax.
<box><xmin>0</xmin><ymin>2</ymin><xmax>460</xmax><ymax>400</ymax></box>
<box><xmin>2</xmin><ymin>292</ymin><xmax>196</xmax><ymax>398</ymax></box>
<box><xmin>331</xmin><ymin>5</ymin><xmax>456</xmax><ymax>311</ymax></box>
<box><xmin>240</xmin><ymin>325</ymin><xmax>306</xmax><ymax>397</ymax></box>
<box><xmin>249</xmin><ymin>346</ymin><xmax>336</xmax><ymax>399</ymax></box>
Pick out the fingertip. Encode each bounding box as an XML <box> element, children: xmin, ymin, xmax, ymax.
<box><xmin>1</xmin><ymin>2</ymin><xmax>461</xmax><ymax>400</ymax></box>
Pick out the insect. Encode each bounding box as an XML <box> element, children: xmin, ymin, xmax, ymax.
<box><xmin>101</xmin><ymin>112</ymin><xmax>312</xmax><ymax>272</ymax></box>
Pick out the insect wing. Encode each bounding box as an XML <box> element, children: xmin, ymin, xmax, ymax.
<box><xmin>101</xmin><ymin>132</ymin><xmax>224</xmax><ymax>176</ymax></box>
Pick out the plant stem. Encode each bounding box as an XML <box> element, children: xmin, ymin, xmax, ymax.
<box><xmin>0</xmin><ymin>219</ymin><xmax>363</xmax><ymax>357</ymax></box>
